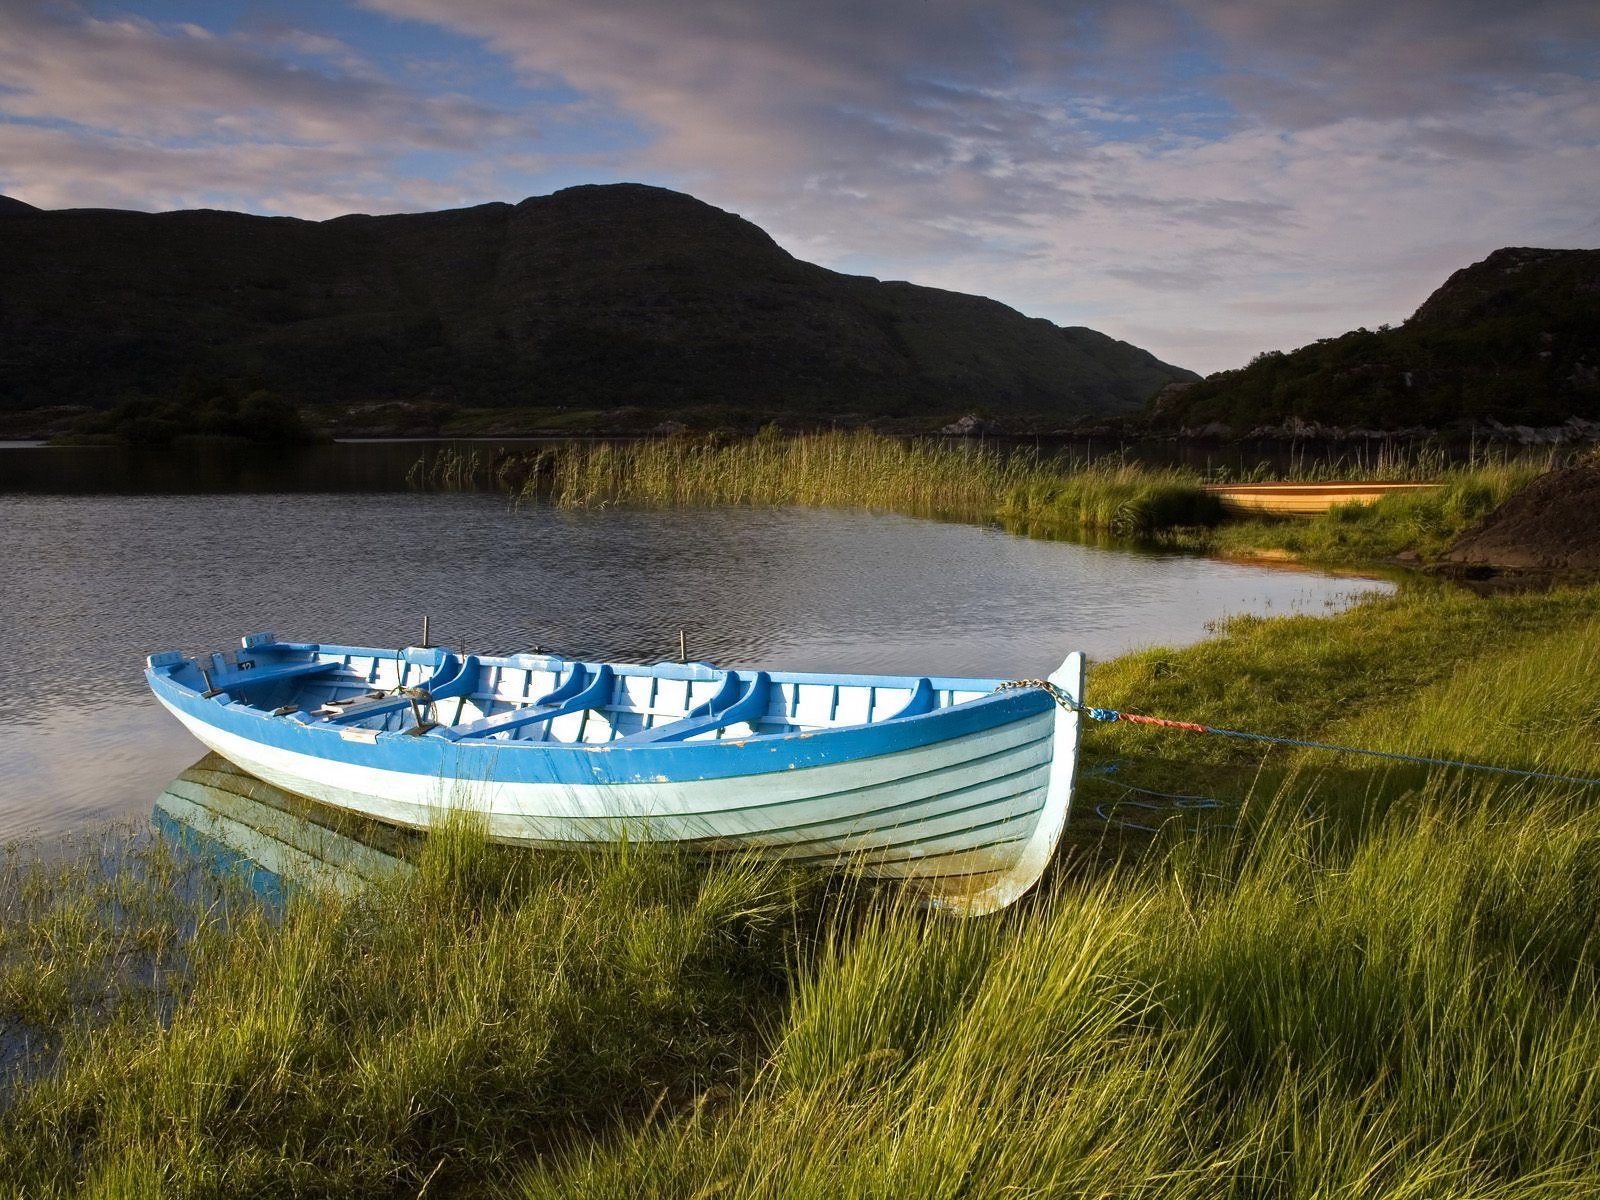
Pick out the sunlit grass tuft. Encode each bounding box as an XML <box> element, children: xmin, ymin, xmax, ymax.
<box><xmin>509</xmin><ymin>774</ymin><xmax>1600</xmax><ymax>1200</ymax></box>
<box><xmin>8</xmin><ymin>585</ymin><xmax>1600</xmax><ymax>1196</ymax></box>
<box><xmin>1210</xmin><ymin>459</ymin><xmax>1544</xmax><ymax>561</ymax></box>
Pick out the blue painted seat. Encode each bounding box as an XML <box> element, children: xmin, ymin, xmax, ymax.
<box><xmin>323</xmin><ymin>653</ymin><xmax>471</xmax><ymax>725</ymax></box>
<box><xmin>436</xmin><ymin>664</ymin><xmax>616</xmax><ymax>741</ymax></box>
<box><xmin>206</xmin><ymin>655</ymin><xmax>347</xmax><ymax>699</ymax></box>
<box><xmin>885</xmin><ymin>677</ymin><xmax>936</xmax><ymax>720</ymax></box>
<box><xmin>613</xmin><ymin>671</ymin><xmax>773</xmax><ymax>744</ymax></box>
<box><xmin>221</xmin><ymin>659</ymin><xmax>344</xmax><ymax>690</ymax></box>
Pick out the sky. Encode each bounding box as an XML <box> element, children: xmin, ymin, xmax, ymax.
<box><xmin>0</xmin><ymin>1</ymin><xmax>1595</xmax><ymax>375</ymax></box>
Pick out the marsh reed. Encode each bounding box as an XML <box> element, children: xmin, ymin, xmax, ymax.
<box><xmin>408</xmin><ymin>431</ymin><xmax>1565</xmax><ymax>554</ymax></box>
<box><xmin>535</xmin><ymin>431</ymin><xmax>1225</xmax><ymax>538</ymax></box>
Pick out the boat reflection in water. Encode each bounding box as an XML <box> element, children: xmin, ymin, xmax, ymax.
<box><xmin>152</xmin><ymin>753</ymin><xmax>415</xmax><ymax>901</ymax></box>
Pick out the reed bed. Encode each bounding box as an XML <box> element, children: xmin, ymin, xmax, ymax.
<box><xmin>1205</xmin><ymin>443</ymin><xmax>1566</xmax><ymax>483</ymax></box>
<box><xmin>6</xmin><ymin>585</ymin><xmax>1600</xmax><ymax>1196</ymax></box>
<box><xmin>543</xmin><ymin>433</ymin><xmax>1036</xmax><ymax>514</ymax></box>
<box><xmin>536</xmin><ymin>432</ymin><xmax>1224</xmax><ymax>538</ymax></box>
<box><xmin>408</xmin><ymin>433</ymin><xmax>1562</xmax><ymax>557</ymax></box>
<box><xmin>406</xmin><ymin>448</ymin><xmax>553</xmax><ymax>494</ymax></box>
<box><xmin>542</xmin><ymin>432</ymin><xmax>1548</xmax><ymax>556</ymax></box>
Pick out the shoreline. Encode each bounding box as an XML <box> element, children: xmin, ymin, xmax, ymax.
<box><xmin>6</xmin><ymin>445</ymin><xmax>1600</xmax><ymax>1192</ymax></box>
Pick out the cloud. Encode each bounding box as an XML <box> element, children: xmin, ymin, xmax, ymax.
<box><xmin>0</xmin><ymin>3</ymin><xmax>527</xmax><ymax>147</ymax></box>
<box><xmin>0</xmin><ymin>0</ymin><xmax>543</xmax><ymax>217</ymax></box>
<box><xmin>1195</xmin><ymin>0</ymin><xmax>1600</xmax><ymax>126</ymax></box>
<box><xmin>355</xmin><ymin>0</ymin><xmax>1597</xmax><ymax>369</ymax></box>
<box><xmin>0</xmin><ymin>120</ymin><xmax>487</xmax><ymax>216</ymax></box>
<box><xmin>2</xmin><ymin>0</ymin><xmax>1595</xmax><ymax>373</ymax></box>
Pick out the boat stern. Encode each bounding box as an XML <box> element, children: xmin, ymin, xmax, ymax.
<box><xmin>925</xmin><ymin>651</ymin><xmax>1086</xmax><ymax>916</ymax></box>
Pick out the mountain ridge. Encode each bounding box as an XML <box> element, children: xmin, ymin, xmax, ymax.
<box><xmin>1148</xmin><ymin>246</ymin><xmax>1600</xmax><ymax>436</ymax></box>
<box><xmin>0</xmin><ymin>183</ymin><xmax>1196</xmax><ymax>426</ymax></box>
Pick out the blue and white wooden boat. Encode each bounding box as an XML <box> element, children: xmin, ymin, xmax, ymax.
<box><xmin>144</xmin><ymin>634</ymin><xmax>1085</xmax><ymax>914</ymax></box>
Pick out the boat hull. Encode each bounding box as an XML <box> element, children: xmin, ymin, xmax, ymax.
<box><xmin>149</xmin><ymin>653</ymin><xmax>1084</xmax><ymax>914</ymax></box>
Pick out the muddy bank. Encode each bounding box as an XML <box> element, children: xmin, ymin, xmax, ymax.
<box><xmin>1442</xmin><ymin>464</ymin><xmax>1600</xmax><ymax>572</ymax></box>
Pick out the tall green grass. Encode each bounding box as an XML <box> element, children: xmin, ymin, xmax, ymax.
<box><xmin>0</xmin><ymin>822</ymin><xmax>827</xmax><ymax>1197</ymax></box>
<box><xmin>512</xmin><ymin>797</ymin><xmax>1600</xmax><ymax>1198</ymax></box>
<box><xmin>1211</xmin><ymin>459</ymin><xmax>1546</xmax><ymax>562</ymax></box>
<box><xmin>6</xmin><ymin>585</ymin><xmax>1600</xmax><ymax>1196</ymax></box>
<box><xmin>530</xmin><ymin>432</ymin><xmax>1224</xmax><ymax>539</ymax></box>
<box><xmin>408</xmin><ymin>432</ymin><xmax>1562</xmax><ymax>559</ymax></box>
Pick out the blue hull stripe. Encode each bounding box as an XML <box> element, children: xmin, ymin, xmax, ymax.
<box><xmin>148</xmin><ymin>670</ymin><xmax>1050</xmax><ymax>787</ymax></box>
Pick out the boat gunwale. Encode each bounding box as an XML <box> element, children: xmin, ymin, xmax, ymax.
<box><xmin>145</xmin><ymin>647</ymin><xmax>1053</xmax><ymax>787</ymax></box>
<box><xmin>265</xmin><ymin>640</ymin><xmax>1015</xmax><ymax>693</ymax></box>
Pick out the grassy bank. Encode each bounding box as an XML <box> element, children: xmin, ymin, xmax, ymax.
<box><xmin>406</xmin><ymin>432</ymin><xmax>1559</xmax><ymax>562</ymax></box>
<box><xmin>520</xmin><ymin>585</ymin><xmax>1600</xmax><ymax>1199</ymax></box>
<box><xmin>514</xmin><ymin>787</ymin><xmax>1600</xmax><ymax>1199</ymax></box>
<box><xmin>1</xmin><ymin>828</ymin><xmax>830</xmax><ymax>1197</ymax></box>
<box><xmin>5</xmin><ymin>583</ymin><xmax>1600</xmax><ymax>1196</ymax></box>
<box><xmin>1208</xmin><ymin>459</ymin><xmax>1544</xmax><ymax>562</ymax></box>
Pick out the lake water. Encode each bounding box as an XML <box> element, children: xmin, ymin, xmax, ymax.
<box><xmin>0</xmin><ymin>444</ymin><xmax>1394</xmax><ymax>840</ymax></box>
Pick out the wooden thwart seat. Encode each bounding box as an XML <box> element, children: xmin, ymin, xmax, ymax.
<box><xmin>216</xmin><ymin>659</ymin><xmax>344</xmax><ymax>692</ymax></box>
<box><xmin>438</xmin><ymin>664</ymin><xmax>615</xmax><ymax>741</ymax></box>
<box><xmin>614</xmin><ymin>671</ymin><xmax>773</xmax><ymax>744</ymax></box>
<box><xmin>319</xmin><ymin>653</ymin><xmax>474</xmax><ymax>725</ymax></box>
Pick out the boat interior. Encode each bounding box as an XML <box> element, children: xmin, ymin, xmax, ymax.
<box><xmin>153</xmin><ymin>634</ymin><xmax>1003</xmax><ymax>746</ymax></box>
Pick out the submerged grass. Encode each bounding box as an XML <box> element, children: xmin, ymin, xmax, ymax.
<box><xmin>0</xmin><ymin>832</ymin><xmax>252</xmax><ymax>1099</ymax></box>
<box><xmin>5</xmin><ymin>583</ymin><xmax>1600</xmax><ymax>1196</ymax></box>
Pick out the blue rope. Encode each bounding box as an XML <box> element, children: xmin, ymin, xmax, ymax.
<box><xmin>1091</xmin><ymin>799</ymin><xmax>1167</xmax><ymax>833</ymax></box>
<box><xmin>1112</xmin><ymin>780</ymin><xmax>1225</xmax><ymax>807</ymax></box>
<box><xmin>1084</xmin><ymin>708</ymin><xmax>1600</xmax><ymax>789</ymax></box>
<box><xmin>1081</xmin><ymin>761</ymin><xmax>1236</xmax><ymax>832</ymax></box>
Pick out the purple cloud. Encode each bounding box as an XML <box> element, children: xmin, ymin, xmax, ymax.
<box><xmin>1</xmin><ymin>0</ymin><xmax>1595</xmax><ymax>372</ymax></box>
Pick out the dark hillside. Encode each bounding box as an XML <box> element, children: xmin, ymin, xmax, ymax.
<box><xmin>1148</xmin><ymin>247</ymin><xmax>1600</xmax><ymax>434</ymax></box>
<box><xmin>0</xmin><ymin>184</ymin><xmax>1194</xmax><ymax>423</ymax></box>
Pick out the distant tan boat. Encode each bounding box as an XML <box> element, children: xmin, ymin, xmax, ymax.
<box><xmin>1203</xmin><ymin>481</ymin><xmax>1443</xmax><ymax>518</ymax></box>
